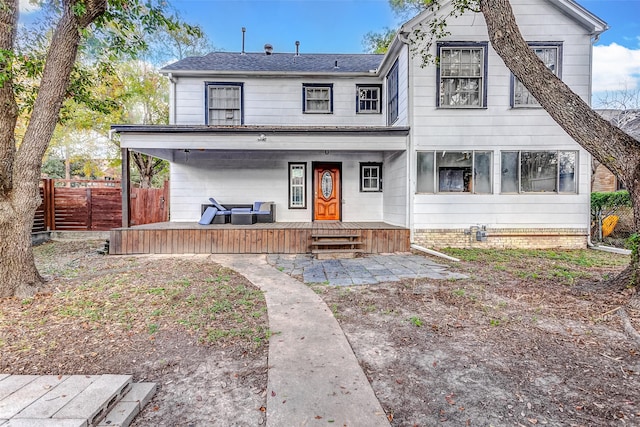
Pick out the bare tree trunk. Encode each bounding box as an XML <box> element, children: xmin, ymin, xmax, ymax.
<box><xmin>479</xmin><ymin>0</ymin><xmax>640</xmax><ymax>287</ymax></box>
<box><xmin>132</xmin><ymin>152</ymin><xmax>164</xmax><ymax>189</ymax></box>
<box><xmin>0</xmin><ymin>0</ymin><xmax>19</xmax><ymax>194</ymax></box>
<box><xmin>0</xmin><ymin>0</ymin><xmax>107</xmax><ymax>297</ymax></box>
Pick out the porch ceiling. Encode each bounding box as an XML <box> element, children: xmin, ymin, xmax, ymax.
<box><xmin>113</xmin><ymin>125</ymin><xmax>409</xmax><ymax>153</ymax></box>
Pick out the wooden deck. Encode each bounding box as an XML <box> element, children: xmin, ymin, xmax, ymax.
<box><xmin>109</xmin><ymin>222</ymin><xmax>410</xmax><ymax>255</ymax></box>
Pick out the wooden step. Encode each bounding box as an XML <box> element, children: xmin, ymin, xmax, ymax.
<box><xmin>311</xmin><ymin>249</ymin><xmax>365</xmax><ymax>254</ymax></box>
<box><xmin>311</xmin><ymin>240</ymin><xmax>363</xmax><ymax>247</ymax></box>
<box><xmin>312</xmin><ymin>248</ymin><xmax>365</xmax><ymax>260</ymax></box>
<box><xmin>312</xmin><ymin>233</ymin><xmax>361</xmax><ymax>239</ymax></box>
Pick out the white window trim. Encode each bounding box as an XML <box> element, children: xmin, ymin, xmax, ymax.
<box><xmin>356</xmin><ymin>85</ymin><xmax>382</xmax><ymax>114</ymax></box>
<box><xmin>360</xmin><ymin>163</ymin><xmax>382</xmax><ymax>192</ymax></box>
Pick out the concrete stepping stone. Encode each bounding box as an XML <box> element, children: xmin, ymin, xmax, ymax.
<box><xmin>0</xmin><ymin>375</ymin><xmax>155</xmax><ymax>427</ymax></box>
<box><xmin>97</xmin><ymin>383</ymin><xmax>157</xmax><ymax>427</ymax></box>
<box><xmin>53</xmin><ymin>375</ymin><xmax>131</xmax><ymax>426</ymax></box>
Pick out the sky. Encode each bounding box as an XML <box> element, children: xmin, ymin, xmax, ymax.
<box><xmin>18</xmin><ymin>0</ymin><xmax>640</xmax><ymax>105</ymax></box>
<box><xmin>168</xmin><ymin>0</ymin><xmax>640</xmax><ymax>105</ymax></box>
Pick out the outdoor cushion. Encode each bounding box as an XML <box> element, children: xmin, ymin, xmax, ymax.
<box><xmin>252</xmin><ymin>201</ymin><xmax>273</xmax><ymax>214</ymax></box>
<box><xmin>198</xmin><ymin>207</ymin><xmax>218</xmax><ymax>225</ymax></box>
<box><xmin>209</xmin><ymin>197</ymin><xmax>231</xmax><ymax>214</ymax></box>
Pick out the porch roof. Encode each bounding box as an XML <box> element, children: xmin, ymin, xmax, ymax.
<box><xmin>112</xmin><ymin>125</ymin><xmax>410</xmax><ymax>153</ymax></box>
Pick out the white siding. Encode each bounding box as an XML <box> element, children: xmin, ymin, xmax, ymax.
<box><xmin>408</xmin><ymin>0</ymin><xmax>594</xmax><ymax>232</ymax></box>
<box><xmin>174</xmin><ymin>76</ymin><xmax>387</xmax><ymax>127</ymax></box>
<box><xmin>170</xmin><ymin>151</ymin><xmax>388</xmax><ymax>222</ymax></box>
<box><xmin>383</xmin><ymin>151</ymin><xmax>408</xmax><ymax>226</ymax></box>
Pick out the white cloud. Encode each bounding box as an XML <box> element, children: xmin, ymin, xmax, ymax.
<box><xmin>593</xmin><ymin>43</ymin><xmax>640</xmax><ymax>94</ymax></box>
<box><xmin>19</xmin><ymin>0</ymin><xmax>41</xmax><ymax>13</ymax></box>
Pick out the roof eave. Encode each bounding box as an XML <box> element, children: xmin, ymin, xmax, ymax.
<box><xmin>548</xmin><ymin>0</ymin><xmax>608</xmax><ymax>35</ymax></box>
<box><xmin>111</xmin><ymin>124</ymin><xmax>411</xmax><ymax>136</ymax></box>
<box><xmin>159</xmin><ymin>69</ymin><xmax>380</xmax><ymax>78</ymax></box>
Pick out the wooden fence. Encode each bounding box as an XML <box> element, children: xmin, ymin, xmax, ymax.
<box><xmin>33</xmin><ymin>179</ymin><xmax>169</xmax><ymax>232</ymax></box>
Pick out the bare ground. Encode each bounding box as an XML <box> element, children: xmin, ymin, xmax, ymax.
<box><xmin>313</xmin><ymin>249</ymin><xmax>640</xmax><ymax>426</ymax></box>
<box><xmin>2</xmin><ymin>241</ymin><xmax>639</xmax><ymax>426</ymax></box>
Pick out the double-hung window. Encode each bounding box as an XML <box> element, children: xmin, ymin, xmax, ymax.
<box><xmin>360</xmin><ymin>163</ymin><xmax>382</xmax><ymax>192</ymax></box>
<box><xmin>206</xmin><ymin>82</ymin><xmax>243</xmax><ymax>125</ymax></box>
<box><xmin>357</xmin><ymin>85</ymin><xmax>382</xmax><ymax>114</ymax></box>
<box><xmin>289</xmin><ymin>163</ymin><xmax>306</xmax><ymax>208</ymax></box>
<box><xmin>416</xmin><ymin>151</ymin><xmax>492</xmax><ymax>194</ymax></box>
<box><xmin>501</xmin><ymin>150</ymin><xmax>577</xmax><ymax>193</ymax></box>
<box><xmin>387</xmin><ymin>60</ymin><xmax>399</xmax><ymax>124</ymax></box>
<box><xmin>303</xmin><ymin>84</ymin><xmax>333</xmax><ymax>113</ymax></box>
<box><xmin>512</xmin><ymin>43</ymin><xmax>561</xmax><ymax>107</ymax></box>
<box><xmin>437</xmin><ymin>43</ymin><xmax>488</xmax><ymax>108</ymax></box>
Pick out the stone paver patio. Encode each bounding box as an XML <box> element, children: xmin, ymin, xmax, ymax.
<box><xmin>266</xmin><ymin>253</ymin><xmax>467</xmax><ymax>286</ymax></box>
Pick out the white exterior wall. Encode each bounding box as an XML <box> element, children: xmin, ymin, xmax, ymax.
<box><xmin>170</xmin><ymin>151</ymin><xmax>386</xmax><ymax>222</ymax></box>
<box><xmin>410</xmin><ymin>0</ymin><xmax>593</xmax><ymax>231</ymax></box>
<box><xmin>382</xmin><ymin>151</ymin><xmax>408</xmax><ymax>227</ymax></box>
<box><xmin>173</xmin><ymin>76</ymin><xmax>386</xmax><ymax>127</ymax></box>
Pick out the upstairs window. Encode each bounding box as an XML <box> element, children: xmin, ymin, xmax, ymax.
<box><xmin>512</xmin><ymin>44</ymin><xmax>561</xmax><ymax>107</ymax></box>
<box><xmin>206</xmin><ymin>82</ymin><xmax>243</xmax><ymax>125</ymax></box>
<box><xmin>303</xmin><ymin>84</ymin><xmax>333</xmax><ymax>113</ymax></box>
<box><xmin>387</xmin><ymin>60</ymin><xmax>399</xmax><ymax>124</ymax></box>
<box><xmin>357</xmin><ymin>85</ymin><xmax>382</xmax><ymax>114</ymax></box>
<box><xmin>437</xmin><ymin>43</ymin><xmax>487</xmax><ymax>108</ymax></box>
<box><xmin>501</xmin><ymin>150</ymin><xmax>577</xmax><ymax>193</ymax></box>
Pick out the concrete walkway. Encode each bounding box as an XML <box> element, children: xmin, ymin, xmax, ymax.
<box><xmin>211</xmin><ymin>254</ymin><xmax>391</xmax><ymax>427</ymax></box>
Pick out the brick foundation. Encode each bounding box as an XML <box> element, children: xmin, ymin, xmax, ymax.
<box><xmin>413</xmin><ymin>228</ymin><xmax>588</xmax><ymax>250</ymax></box>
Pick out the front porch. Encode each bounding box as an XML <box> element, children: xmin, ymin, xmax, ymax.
<box><xmin>109</xmin><ymin>222</ymin><xmax>410</xmax><ymax>255</ymax></box>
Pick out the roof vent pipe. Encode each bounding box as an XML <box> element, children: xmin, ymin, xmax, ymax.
<box><xmin>241</xmin><ymin>27</ymin><xmax>246</xmax><ymax>55</ymax></box>
<box><xmin>264</xmin><ymin>44</ymin><xmax>273</xmax><ymax>55</ymax></box>
<box><xmin>295</xmin><ymin>40</ymin><xmax>300</xmax><ymax>56</ymax></box>
<box><xmin>334</xmin><ymin>60</ymin><xmax>338</xmax><ymax>68</ymax></box>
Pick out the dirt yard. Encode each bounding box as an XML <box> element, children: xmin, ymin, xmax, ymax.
<box><xmin>313</xmin><ymin>248</ymin><xmax>640</xmax><ymax>426</ymax></box>
<box><xmin>2</xmin><ymin>240</ymin><xmax>639</xmax><ymax>426</ymax></box>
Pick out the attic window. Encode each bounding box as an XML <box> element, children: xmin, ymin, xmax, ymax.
<box><xmin>303</xmin><ymin>84</ymin><xmax>333</xmax><ymax>114</ymax></box>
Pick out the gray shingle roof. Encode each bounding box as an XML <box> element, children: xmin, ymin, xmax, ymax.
<box><xmin>161</xmin><ymin>52</ymin><xmax>384</xmax><ymax>74</ymax></box>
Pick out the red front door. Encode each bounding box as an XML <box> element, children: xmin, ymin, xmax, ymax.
<box><xmin>313</xmin><ymin>164</ymin><xmax>341</xmax><ymax>221</ymax></box>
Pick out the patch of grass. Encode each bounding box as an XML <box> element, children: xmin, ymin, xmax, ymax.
<box><xmin>409</xmin><ymin>316</ymin><xmax>423</xmax><ymax>327</ymax></box>
<box><xmin>4</xmin><ymin>245</ymin><xmax>270</xmax><ymax>362</ymax></box>
<box><xmin>441</xmin><ymin>248</ymin><xmax>628</xmax><ymax>270</ymax></box>
<box><xmin>330</xmin><ymin>303</ymin><xmax>339</xmax><ymax>317</ymax></box>
<box><xmin>452</xmin><ymin>288</ymin><xmax>466</xmax><ymax>297</ymax></box>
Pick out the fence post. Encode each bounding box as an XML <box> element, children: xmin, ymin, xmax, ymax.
<box><xmin>45</xmin><ymin>178</ymin><xmax>55</xmax><ymax>231</ymax></box>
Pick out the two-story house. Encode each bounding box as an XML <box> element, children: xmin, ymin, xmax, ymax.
<box><xmin>110</xmin><ymin>0</ymin><xmax>606</xmax><ymax>255</ymax></box>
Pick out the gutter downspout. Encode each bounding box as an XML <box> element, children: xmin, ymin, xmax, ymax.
<box><xmin>397</xmin><ymin>29</ymin><xmax>415</xmax><ymax>244</ymax></box>
<box><xmin>168</xmin><ymin>73</ymin><xmax>177</xmax><ymax>125</ymax></box>
<box><xmin>411</xmin><ymin>244</ymin><xmax>460</xmax><ymax>262</ymax></box>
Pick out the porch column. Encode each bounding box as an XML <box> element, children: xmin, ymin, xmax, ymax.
<box><xmin>121</xmin><ymin>147</ymin><xmax>130</xmax><ymax>228</ymax></box>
